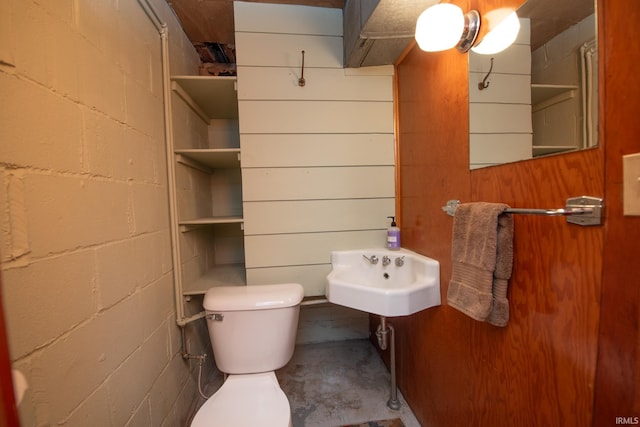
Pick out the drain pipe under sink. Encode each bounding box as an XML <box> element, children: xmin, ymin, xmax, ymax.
<box><xmin>375</xmin><ymin>316</ymin><xmax>400</xmax><ymax>410</ymax></box>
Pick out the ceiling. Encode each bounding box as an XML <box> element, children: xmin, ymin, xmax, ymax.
<box><xmin>167</xmin><ymin>0</ymin><xmax>595</xmax><ymax>65</ymax></box>
<box><xmin>168</xmin><ymin>0</ymin><xmax>344</xmax><ymax>46</ymax></box>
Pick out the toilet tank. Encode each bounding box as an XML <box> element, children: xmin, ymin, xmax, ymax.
<box><xmin>203</xmin><ymin>283</ymin><xmax>304</xmax><ymax>374</ymax></box>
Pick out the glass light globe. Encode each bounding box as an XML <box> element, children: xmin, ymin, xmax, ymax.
<box><xmin>471</xmin><ymin>11</ymin><xmax>521</xmax><ymax>55</ymax></box>
<box><xmin>415</xmin><ymin>4</ymin><xmax>465</xmax><ymax>52</ymax></box>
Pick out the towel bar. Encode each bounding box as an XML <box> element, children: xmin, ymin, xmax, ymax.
<box><xmin>442</xmin><ymin>196</ymin><xmax>603</xmax><ymax>226</ymax></box>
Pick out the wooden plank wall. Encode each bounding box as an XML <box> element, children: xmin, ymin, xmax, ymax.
<box><xmin>234</xmin><ymin>2</ymin><xmax>396</xmax><ymax>296</ymax></box>
<box><xmin>387</xmin><ymin>0</ymin><xmax>640</xmax><ymax>425</ymax></box>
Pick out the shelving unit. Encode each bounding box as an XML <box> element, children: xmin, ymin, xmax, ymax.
<box><xmin>531</xmin><ymin>83</ymin><xmax>580</xmax><ymax>157</ymax></box>
<box><xmin>169</xmin><ymin>75</ymin><xmax>246</xmax><ymax>299</ymax></box>
<box><xmin>531</xmin><ymin>83</ymin><xmax>578</xmax><ymax>112</ymax></box>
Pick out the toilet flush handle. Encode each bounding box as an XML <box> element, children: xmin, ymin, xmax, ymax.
<box><xmin>207</xmin><ymin>313</ymin><xmax>224</xmax><ymax>321</ymax></box>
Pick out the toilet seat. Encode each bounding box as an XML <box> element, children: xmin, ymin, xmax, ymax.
<box><xmin>190</xmin><ymin>371</ymin><xmax>292</xmax><ymax>427</ymax></box>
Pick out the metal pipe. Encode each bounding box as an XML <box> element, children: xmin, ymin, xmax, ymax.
<box><xmin>386</xmin><ymin>323</ymin><xmax>400</xmax><ymax>410</ymax></box>
<box><xmin>376</xmin><ymin>316</ymin><xmax>400</xmax><ymax>410</ymax></box>
<box><xmin>136</xmin><ymin>0</ymin><xmax>187</xmax><ymax>327</ymax></box>
<box><xmin>376</xmin><ymin>316</ymin><xmax>388</xmax><ymax>350</ymax></box>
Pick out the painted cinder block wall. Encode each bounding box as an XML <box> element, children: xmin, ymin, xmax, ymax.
<box><xmin>0</xmin><ymin>0</ymin><xmax>209</xmax><ymax>425</ymax></box>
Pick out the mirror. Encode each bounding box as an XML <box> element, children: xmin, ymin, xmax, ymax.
<box><xmin>468</xmin><ymin>0</ymin><xmax>597</xmax><ymax>169</ymax></box>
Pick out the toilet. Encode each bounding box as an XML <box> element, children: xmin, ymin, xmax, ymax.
<box><xmin>191</xmin><ymin>283</ymin><xmax>304</xmax><ymax>427</ymax></box>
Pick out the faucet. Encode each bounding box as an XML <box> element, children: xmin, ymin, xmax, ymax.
<box><xmin>362</xmin><ymin>254</ymin><xmax>379</xmax><ymax>265</ymax></box>
<box><xmin>382</xmin><ymin>256</ymin><xmax>392</xmax><ymax>266</ymax></box>
<box><xmin>395</xmin><ymin>256</ymin><xmax>405</xmax><ymax>267</ymax></box>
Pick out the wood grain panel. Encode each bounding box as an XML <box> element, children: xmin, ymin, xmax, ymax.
<box><xmin>394</xmin><ymin>29</ymin><xmax>473</xmax><ymax>427</ymax></box>
<box><xmin>391</xmin><ymin>0</ymin><xmax>609</xmax><ymax>425</ymax></box>
<box><xmin>592</xmin><ymin>0</ymin><xmax>640</xmax><ymax>422</ymax></box>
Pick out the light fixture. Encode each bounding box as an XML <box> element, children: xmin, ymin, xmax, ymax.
<box><xmin>471</xmin><ymin>10</ymin><xmax>520</xmax><ymax>55</ymax></box>
<box><xmin>415</xmin><ymin>4</ymin><xmax>479</xmax><ymax>53</ymax></box>
<box><xmin>414</xmin><ymin>4</ymin><xmax>519</xmax><ymax>55</ymax></box>
<box><xmin>414</xmin><ymin>4</ymin><xmax>480</xmax><ymax>53</ymax></box>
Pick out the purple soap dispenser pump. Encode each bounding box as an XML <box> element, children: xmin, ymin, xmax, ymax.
<box><xmin>386</xmin><ymin>216</ymin><xmax>400</xmax><ymax>250</ymax></box>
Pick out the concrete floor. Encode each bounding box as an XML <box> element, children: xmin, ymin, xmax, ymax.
<box><xmin>197</xmin><ymin>339</ymin><xmax>422</xmax><ymax>427</ymax></box>
<box><xmin>276</xmin><ymin>339</ymin><xmax>421</xmax><ymax>427</ymax></box>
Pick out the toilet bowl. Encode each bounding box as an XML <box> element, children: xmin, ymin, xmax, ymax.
<box><xmin>190</xmin><ymin>372</ymin><xmax>292</xmax><ymax>427</ymax></box>
<box><xmin>190</xmin><ymin>283</ymin><xmax>304</xmax><ymax>427</ymax></box>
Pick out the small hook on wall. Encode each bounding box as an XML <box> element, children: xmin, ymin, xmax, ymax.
<box><xmin>478</xmin><ymin>57</ymin><xmax>494</xmax><ymax>91</ymax></box>
<box><xmin>298</xmin><ymin>50</ymin><xmax>306</xmax><ymax>87</ymax></box>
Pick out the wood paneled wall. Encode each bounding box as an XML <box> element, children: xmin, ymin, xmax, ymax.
<box><xmin>390</xmin><ymin>0</ymin><xmax>640</xmax><ymax>425</ymax></box>
<box><xmin>592</xmin><ymin>0</ymin><xmax>640</xmax><ymax>422</ymax></box>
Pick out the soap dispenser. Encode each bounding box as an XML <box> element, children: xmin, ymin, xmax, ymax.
<box><xmin>386</xmin><ymin>216</ymin><xmax>401</xmax><ymax>250</ymax></box>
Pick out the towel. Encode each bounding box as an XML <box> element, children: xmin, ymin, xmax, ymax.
<box><xmin>446</xmin><ymin>202</ymin><xmax>514</xmax><ymax>326</ymax></box>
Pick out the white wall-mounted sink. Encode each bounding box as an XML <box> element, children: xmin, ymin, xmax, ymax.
<box><xmin>326</xmin><ymin>248</ymin><xmax>441</xmax><ymax>317</ymax></box>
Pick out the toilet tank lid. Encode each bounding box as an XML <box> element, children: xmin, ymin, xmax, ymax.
<box><xmin>203</xmin><ymin>283</ymin><xmax>304</xmax><ymax>312</ymax></box>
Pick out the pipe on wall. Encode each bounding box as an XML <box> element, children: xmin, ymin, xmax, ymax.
<box><xmin>136</xmin><ymin>0</ymin><xmax>189</xmax><ymax>326</ymax></box>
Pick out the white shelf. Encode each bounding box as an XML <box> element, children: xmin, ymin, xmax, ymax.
<box><xmin>175</xmin><ymin>149</ymin><xmax>241</xmax><ymax>171</ymax></box>
<box><xmin>531</xmin><ymin>84</ymin><xmax>578</xmax><ymax>112</ymax></box>
<box><xmin>533</xmin><ymin>145</ymin><xmax>578</xmax><ymax>157</ymax></box>
<box><xmin>179</xmin><ymin>216</ymin><xmax>243</xmax><ymax>233</ymax></box>
<box><xmin>171</xmin><ymin>76</ymin><xmax>238</xmax><ymax>121</ymax></box>
<box><xmin>183</xmin><ymin>264</ymin><xmax>247</xmax><ymax>295</ymax></box>
<box><xmin>170</xmin><ymin>75</ymin><xmax>246</xmax><ymax>308</ymax></box>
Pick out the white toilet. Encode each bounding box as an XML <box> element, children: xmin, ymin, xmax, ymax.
<box><xmin>190</xmin><ymin>283</ymin><xmax>304</xmax><ymax>427</ymax></box>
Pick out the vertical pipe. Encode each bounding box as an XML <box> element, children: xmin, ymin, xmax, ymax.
<box><xmin>387</xmin><ymin>323</ymin><xmax>400</xmax><ymax>410</ymax></box>
<box><xmin>136</xmin><ymin>0</ymin><xmax>186</xmax><ymax>325</ymax></box>
<box><xmin>377</xmin><ymin>316</ymin><xmax>400</xmax><ymax>410</ymax></box>
<box><xmin>160</xmin><ymin>28</ymin><xmax>187</xmax><ymax>326</ymax></box>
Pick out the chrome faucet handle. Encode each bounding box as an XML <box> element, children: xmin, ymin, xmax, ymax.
<box><xmin>382</xmin><ymin>256</ymin><xmax>392</xmax><ymax>266</ymax></box>
<box><xmin>395</xmin><ymin>256</ymin><xmax>405</xmax><ymax>267</ymax></box>
<box><xmin>363</xmin><ymin>254</ymin><xmax>379</xmax><ymax>264</ymax></box>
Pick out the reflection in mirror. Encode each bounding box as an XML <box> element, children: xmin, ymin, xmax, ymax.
<box><xmin>468</xmin><ymin>0</ymin><xmax>597</xmax><ymax>169</ymax></box>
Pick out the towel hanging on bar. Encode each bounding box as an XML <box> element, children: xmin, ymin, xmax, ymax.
<box><xmin>442</xmin><ymin>196</ymin><xmax>603</xmax><ymax>226</ymax></box>
<box><xmin>447</xmin><ymin>202</ymin><xmax>513</xmax><ymax>327</ymax></box>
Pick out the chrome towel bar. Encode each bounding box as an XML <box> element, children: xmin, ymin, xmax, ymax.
<box><xmin>442</xmin><ymin>196</ymin><xmax>603</xmax><ymax>226</ymax></box>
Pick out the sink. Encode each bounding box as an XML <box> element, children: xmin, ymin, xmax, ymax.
<box><xmin>326</xmin><ymin>248</ymin><xmax>441</xmax><ymax>317</ymax></box>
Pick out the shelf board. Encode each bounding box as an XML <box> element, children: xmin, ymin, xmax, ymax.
<box><xmin>175</xmin><ymin>148</ymin><xmax>240</xmax><ymax>170</ymax></box>
<box><xmin>171</xmin><ymin>75</ymin><xmax>238</xmax><ymax>120</ymax></box>
<box><xmin>183</xmin><ymin>264</ymin><xmax>247</xmax><ymax>295</ymax></box>
<box><xmin>533</xmin><ymin>145</ymin><xmax>578</xmax><ymax>157</ymax></box>
<box><xmin>531</xmin><ymin>83</ymin><xmax>579</xmax><ymax>106</ymax></box>
<box><xmin>179</xmin><ymin>216</ymin><xmax>243</xmax><ymax>232</ymax></box>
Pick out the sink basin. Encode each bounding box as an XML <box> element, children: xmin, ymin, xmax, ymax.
<box><xmin>326</xmin><ymin>248</ymin><xmax>441</xmax><ymax>317</ymax></box>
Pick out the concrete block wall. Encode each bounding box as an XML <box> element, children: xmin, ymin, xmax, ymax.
<box><xmin>0</xmin><ymin>0</ymin><xmax>210</xmax><ymax>425</ymax></box>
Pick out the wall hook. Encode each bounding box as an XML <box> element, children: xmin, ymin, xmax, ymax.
<box><xmin>298</xmin><ymin>50</ymin><xmax>306</xmax><ymax>87</ymax></box>
<box><xmin>478</xmin><ymin>57</ymin><xmax>494</xmax><ymax>90</ymax></box>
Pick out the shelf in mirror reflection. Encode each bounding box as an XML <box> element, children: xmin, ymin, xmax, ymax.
<box><xmin>533</xmin><ymin>145</ymin><xmax>578</xmax><ymax>157</ymax></box>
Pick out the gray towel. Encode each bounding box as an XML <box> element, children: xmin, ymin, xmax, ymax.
<box><xmin>446</xmin><ymin>202</ymin><xmax>514</xmax><ymax>326</ymax></box>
